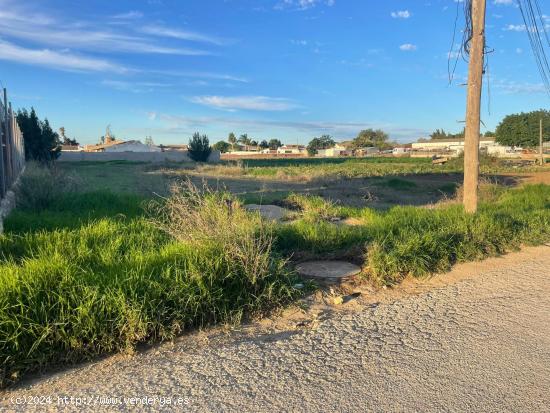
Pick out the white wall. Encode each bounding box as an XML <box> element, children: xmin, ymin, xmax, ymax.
<box><xmin>58</xmin><ymin>150</ymin><xmax>221</xmax><ymax>163</ymax></box>
<box><xmin>104</xmin><ymin>142</ymin><xmax>161</xmax><ymax>153</ymax></box>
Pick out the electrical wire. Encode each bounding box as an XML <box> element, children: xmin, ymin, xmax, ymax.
<box><xmin>516</xmin><ymin>0</ymin><xmax>550</xmax><ymax>96</ymax></box>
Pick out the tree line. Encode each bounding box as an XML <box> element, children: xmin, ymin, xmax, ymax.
<box><xmin>15</xmin><ymin>107</ymin><xmax>549</xmax><ymax>164</ymax></box>
<box><xmin>429</xmin><ymin>109</ymin><xmax>549</xmax><ymax>147</ymax></box>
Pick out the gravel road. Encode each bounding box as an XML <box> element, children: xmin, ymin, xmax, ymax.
<box><xmin>2</xmin><ymin>246</ymin><xmax>549</xmax><ymax>412</ymax></box>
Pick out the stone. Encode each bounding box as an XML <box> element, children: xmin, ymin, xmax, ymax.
<box><xmin>295</xmin><ymin>261</ymin><xmax>362</xmax><ymax>282</ymax></box>
<box><xmin>245</xmin><ymin>204</ymin><xmax>290</xmax><ymax>221</ymax></box>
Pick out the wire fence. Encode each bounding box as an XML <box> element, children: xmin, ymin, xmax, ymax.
<box><xmin>0</xmin><ymin>88</ymin><xmax>25</xmax><ymax>201</ymax></box>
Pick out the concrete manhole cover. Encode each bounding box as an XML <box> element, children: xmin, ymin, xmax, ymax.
<box><xmin>295</xmin><ymin>261</ymin><xmax>362</xmax><ymax>281</ymax></box>
<box><xmin>245</xmin><ymin>204</ymin><xmax>290</xmax><ymax>221</ymax></box>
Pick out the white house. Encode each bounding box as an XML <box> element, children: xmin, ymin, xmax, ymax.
<box><xmin>392</xmin><ymin>147</ymin><xmax>411</xmax><ymax>155</ymax></box>
<box><xmin>277</xmin><ymin>145</ymin><xmax>307</xmax><ymax>155</ymax></box>
<box><xmin>412</xmin><ymin>137</ymin><xmax>496</xmax><ymax>152</ymax></box>
<box><xmin>412</xmin><ymin>137</ymin><xmax>523</xmax><ymax>158</ymax></box>
<box><xmin>316</xmin><ymin>143</ymin><xmax>353</xmax><ymax>157</ymax></box>
<box><xmin>103</xmin><ymin>140</ymin><xmax>161</xmax><ymax>153</ymax></box>
<box><xmin>85</xmin><ymin>140</ymin><xmax>161</xmax><ymax>153</ymax></box>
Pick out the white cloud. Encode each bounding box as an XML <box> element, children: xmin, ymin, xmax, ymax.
<box><xmin>139</xmin><ymin>25</ymin><xmax>230</xmax><ymax>46</ymax></box>
<box><xmin>399</xmin><ymin>43</ymin><xmax>417</xmax><ymax>51</ymax></box>
<box><xmin>101</xmin><ymin>80</ymin><xmax>171</xmax><ymax>93</ymax></box>
<box><xmin>275</xmin><ymin>0</ymin><xmax>335</xmax><ymax>11</ymax></box>
<box><xmin>391</xmin><ymin>10</ymin><xmax>411</xmax><ymax>19</ymax></box>
<box><xmin>111</xmin><ymin>11</ymin><xmax>143</xmax><ymax>19</ymax></box>
<box><xmin>493</xmin><ymin>0</ymin><xmax>513</xmax><ymax>5</ymax></box>
<box><xmin>143</xmin><ymin>113</ymin><xmax>428</xmax><ymax>141</ymax></box>
<box><xmin>190</xmin><ymin>96</ymin><xmax>298</xmax><ymax>111</ymax></box>
<box><xmin>0</xmin><ymin>3</ymin><xmax>215</xmax><ymax>55</ymax></box>
<box><xmin>494</xmin><ymin>80</ymin><xmax>547</xmax><ymax>94</ymax></box>
<box><xmin>0</xmin><ymin>39</ymin><xmax>128</xmax><ymax>73</ymax></box>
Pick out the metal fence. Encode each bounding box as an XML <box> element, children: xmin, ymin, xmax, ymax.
<box><xmin>0</xmin><ymin>88</ymin><xmax>25</xmax><ymax>201</ymax></box>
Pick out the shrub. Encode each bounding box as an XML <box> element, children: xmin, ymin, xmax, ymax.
<box><xmin>15</xmin><ymin>162</ymin><xmax>79</xmax><ymax>210</ymax></box>
<box><xmin>149</xmin><ymin>180</ymin><xmax>287</xmax><ymax>285</ymax></box>
<box><xmin>188</xmin><ymin>132</ymin><xmax>212</xmax><ymax>162</ymax></box>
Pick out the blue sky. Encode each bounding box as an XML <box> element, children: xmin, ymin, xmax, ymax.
<box><xmin>0</xmin><ymin>0</ymin><xmax>548</xmax><ymax>145</ymax></box>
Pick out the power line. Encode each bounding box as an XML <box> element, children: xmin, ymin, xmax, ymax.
<box><xmin>516</xmin><ymin>0</ymin><xmax>550</xmax><ymax>96</ymax></box>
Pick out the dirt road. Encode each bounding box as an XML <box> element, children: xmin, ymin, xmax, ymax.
<box><xmin>2</xmin><ymin>246</ymin><xmax>549</xmax><ymax>412</ymax></box>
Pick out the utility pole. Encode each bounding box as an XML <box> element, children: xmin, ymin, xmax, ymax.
<box><xmin>463</xmin><ymin>0</ymin><xmax>487</xmax><ymax>214</ymax></box>
<box><xmin>540</xmin><ymin>118</ymin><xmax>544</xmax><ymax>166</ymax></box>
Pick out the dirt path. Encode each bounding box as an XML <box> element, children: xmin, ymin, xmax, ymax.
<box><xmin>2</xmin><ymin>246</ymin><xmax>550</xmax><ymax>412</ymax></box>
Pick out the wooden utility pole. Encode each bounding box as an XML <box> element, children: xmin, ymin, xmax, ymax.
<box><xmin>540</xmin><ymin>118</ymin><xmax>544</xmax><ymax>166</ymax></box>
<box><xmin>463</xmin><ymin>0</ymin><xmax>487</xmax><ymax>213</ymax></box>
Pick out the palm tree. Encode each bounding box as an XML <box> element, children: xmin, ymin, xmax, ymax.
<box><xmin>239</xmin><ymin>133</ymin><xmax>252</xmax><ymax>151</ymax></box>
<box><xmin>228</xmin><ymin>132</ymin><xmax>237</xmax><ymax>151</ymax></box>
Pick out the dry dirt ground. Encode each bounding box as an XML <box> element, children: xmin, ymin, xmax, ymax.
<box><xmin>2</xmin><ymin>245</ymin><xmax>549</xmax><ymax>412</ymax></box>
<box><xmin>65</xmin><ymin>160</ymin><xmax>550</xmax><ymax>209</ymax></box>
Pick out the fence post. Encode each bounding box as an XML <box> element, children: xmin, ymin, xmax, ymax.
<box><xmin>0</xmin><ymin>95</ymin><xmax>6</xmax><ymax>198</ymax></box>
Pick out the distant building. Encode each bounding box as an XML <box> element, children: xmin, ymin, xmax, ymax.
<box><xmin>85</xmin><ymin>140</ymin><xmax>161</xmax><ymax>153</ymax></box>
<box><xmin>412</xmin><ymin>137</ymin><xmax>495</xmax><ymax>152</ymax></box>
<box><xmin>277</xmin><ymin>144</ymin><xmax>307</xmax><ymax>155</ymax></box>
<box><xmin>316</xmin><ymin>143</ymin><xmax>353</xmax><ymax>157</ymax></box>
<box><xmin>354</xmin><ymin>147</ymin><xmax>379</xmax><ymax>157</ymax></box>
<box><xmin>60</xmin><ymin>144</ymin><xmax>83</xmax><ymax>152</ymax></box>
<box><xmin>392</xmin><ymin>145</ymin><xmax>412</xmax><ymax>156</ymax></box>
<box><xmin>411</xmin><ymin>137</ymin><xmax>522</xmax><ymax>158</ymax></box>
<box><xmin>160</xmin><ymin>144</ymin><xmax>188</xmax><ymax>152</ymax></box>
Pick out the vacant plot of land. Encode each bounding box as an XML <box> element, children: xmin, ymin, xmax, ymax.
<box><xmin>58</xmin><ymin>158</ymin><xmax>547</xmax><ymax>209</ymax></box>
<box><xmin>1</xmin><ymin>159</ymin><xmax>548</xmax><ymax>387</ymax></box>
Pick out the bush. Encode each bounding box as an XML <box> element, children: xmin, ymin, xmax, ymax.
<box><xmin>188</xmin><ymin>132</ymin><xmax>212</xmax><ymax>162</ymax></box>
<box><xmin>15</xmin><ymin>162</ymin><xmax>79</xmax><ymax>210</ymax></box>
<box><xmin>149</xmin><ymin>181</ymin><xmax>287</xmax><ymax>285</ymax></box>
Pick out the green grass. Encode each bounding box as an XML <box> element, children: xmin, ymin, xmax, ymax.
<box><xmin>275</xmin><ymin>184</ymin><xmax>550</xmax><ymax>284</ymax></box>
<box><xmin>0</xmin><ymin>188</ymin><xmax>300</xmax><ymax>387</ymax></box>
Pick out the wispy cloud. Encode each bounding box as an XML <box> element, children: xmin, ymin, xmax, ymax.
<box><xmin>190</xmin><ymin>96</ymin><xmax>298</xmax><ymax>111</ymax></box>
<box><xmin>151</xmin><ymin>70</ymin><xmax>248</xmax><ymax>83</ymax></box>
<box><xmin>139</xmin><ymin>25</ymin><xmax>231</xmax><ymax>46</ymax></box>
<box><xmin>493</xmin><ymin>80</ymin><xmax>547</xmax><ymax>94</ymax></box>
<box><xmin>111</xmin><ymin>11</ymin><xmax>144</xmax><ymax>20</ymax></box>
<box><xmin>0</xmin><ymin>2</ymin><xmax>215</xmax><ymax>56</ymax></box>
<box><xmin>399</xmin><ymin>43</ymin><xmax>417</xmax><ymax>51</ymax></box>
<box><xmin>143</xmin><ymin>112</ymin><xmax>427</xmax><ymax>141</ymax></box>
<box><xmin>101</xmin><ymin>80</ymin><xmax>171</xmax><ymax>93</ymax></box>
<box><xmin>391</xmin><ymin>10</ymin><xmax>411</xmax><ymax>19</ymax></box>
<box><xmin>0</xmin><ymin>39</ymin><xmax>128</xmax><ymax>73</ymax></box>
<box><xmin>274</xmin><ymin>0</ymin><xmax>335</xmax><ymax>11</ymax></box>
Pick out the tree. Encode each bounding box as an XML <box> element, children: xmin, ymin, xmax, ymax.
<box><xmin>58</xmin><ymin>126</ymin><xmax>79</xmax><ymax>146</ymax></box>
<box><xmin>16</xmin><ymin>108</ymin><xmax>61</xmax><ymax>163</ymax></box>
<box><xmin>238</xmin><ymin>134</ymin><xmax>251</xmax><ymax>145</ymax></box>
<box><xmin>430</xmin><ymin>129</ymin><xmax>448</xmax><ymax>140</ymax></box>
<box><xmin>430</xmin><ymin>129</ymin><xmax>464</xmax><ymax>140</ymax></box>
<box><xmin>259</xmin><ymin>140</ymin><xmax>269</xmax><ymax>149</ymax></box>
<box><xmin>250</xmin><ymin>140</ymin><xmax>258</xmax><ymax>147</ymax></box>
<box><xmin>307</xmin><ymin>135</ymin><xmax>335</xmax><ymax>156</ymax></box>
<box><xmin>484</xmin><ymin>131</ymin><xmax>495</xmax><ymax>138</ymax></box>
<box><xmin>495</xmin><ymin>110</ymin><xmax>550</xmax><ymax>148</ymax></box>
<box><xmin>228</xmin><ymin>132</ymin><xmax>237</xmax><ymax>150</ymax></box>
<box><xmin>352</xmin><ymin>129</ymin><xmax>389</xmax><ymax>149</ymax></box>
<box><xmin>213</xmin><ymin>141</ymin><xmax>231</xmax><ymax>153</ymax></box>
<box><xmin>188</xmin><ymin>132</ymin><xmax>212</xmax><ymax>162</ymax></box>
<box><xmin>268</xmin><ymin>139</ymin><xmax>282</xmax><ymax>150</ymax></box>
